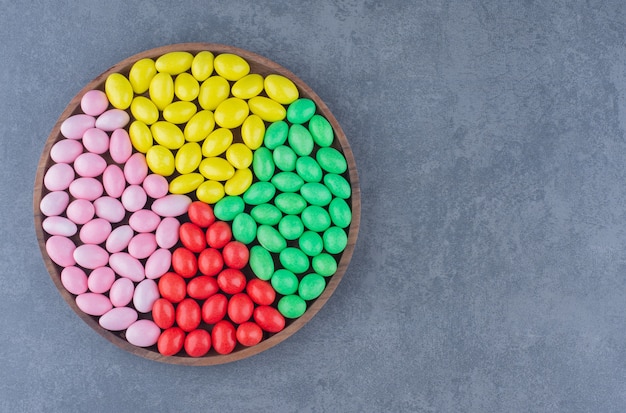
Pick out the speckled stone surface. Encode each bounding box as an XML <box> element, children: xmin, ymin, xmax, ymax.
<box><xmin>2</xmin><ymin>1</ymin><xmax>626</xmax><ymax>412</ymax></box>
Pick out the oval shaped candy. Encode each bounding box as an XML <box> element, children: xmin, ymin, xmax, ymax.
<box><xmin>133</xmin><ymin>279</ymin><xmax>160</xmax><ymax>313</ymax></box>
<box><xmin>129</xmin><ymin>58</ymin><xmax>156</xmax><ymax>94</ymax></box>
<box><xmin>279</xmin><ymin>247</ymin><xmax>310</xmax><ymax>274</ymax></box>
<box><xmin>82</xmin><ymin>128</ymin><xmax>109</xmax><ymax>154</ymax></box>
<box><xmin>79</xmin><ymin>218</ymin><xmax>112</xmax><ymax>244</ymax></box>
<box><xmin>231</xmin><ymin>213</ymin><xmax>257</xmax><ymax>244</ymax></box>
<box><xmin>278</xmin><ymin>215</ymin><xmax>304</xmax><ymax>241</ymax></box>
<box><xmin>131</xmin><ymin>96</ymin><xmax>159</xmax><ymax>125</ymax></box>
<box><xmin>169</xmin><ymin>173</ymin><xmax>204</xmax><ymax>194</ymax></box>
<box><xmin>66</xmin><ymin>199</ymin><xmax>95</xmax><ymax>225</ymax></box>
<box><xmin>110</xmin><ymin>128</ymin><xmax>133</xmax><ymax>163</ymax></box>
<box><xmin>126</xmin><ymin>319</ymin><xmax>160</xmax><ymax>347</ymax></box>
<box><xmin>184</xmin><ymin>110</ymin><xmax>215</xmax><ymax>143</ymax></box>
<box><xmin>74</xmin><ymin>153</ymin><xmax>107</xmax><ymax>178</ymax></box>
<box><xmin>155</xmin><ymin>217</ymin><xmax>180</xmax><ymax>249</ymax></box>
<box><xmin>146</xmin><ymin>145</ymin><xmax>175</xmax><ymax>176</ymax></box>
<box><xmin>99</xmin><ymin>307</ymin><xmax>138</xmax><ymax>331</ymax></box>
<box><xmin>298</xmin><ymin>273</ymin><xmax>326</xmax><ymax>301</ymax></box>
<box><xmin>213</xmin><ymin>196</ymin><xmax>244</xmax><ymax>221</ymax></box>
<box><xmin>248</xmin><ymin>96</ymin><xmax>286</xmax><ymax>122</ymax></box>
<box><xmin>61</xmin><ymin>266</ymin><xmax>88</xmax><ymax>295</ymax></box>
<box><xmin>240</xmin><ymin>114</ymin><xmax>265</xmax><ymax>150</ymax></box>
<box><xmin>145</xmin><ymin>249</ymin><xmax>172</xmax><ymax>279</ymax></box>
<box><xmin>95</xmin><ymin>109</ymin><xmax>130</xmax><ymax>131</ymax></box>
<box><xmin>278</xmin><ymin>295</ymin><xmax>307</xmax><ymax>318</ymax></box>
<box><xmin>60</xmin><ymin>114</ymin><xmax>95</xmax><ymax>140</ymax></box>
<box><xmin>155</xmin><ymin>51</ymin><xmax>193</xmax><ymax>75</ymax></box>
<box><xmin>109</xmin><ymin>277</ymin><xmax>134</xmax><ymax>307</ymax></box>
<box><xmin>271</xmin><ymin>172</ymin><xmax>304</xmax><ymax>192</ymax></box>
<box><xmin>149</xmin><ymin>72</ymin><xmax>174</xmax><ymax>110</ymax></box>
<box><xmin>316</xmin><ymin>147</ymin><xmax>347</xmax><ymax>174</ymax></box>
<box><xmin>87</xmin><ymin>266</ymin><xmax>115</xmax><ymax>294</ymax></box>
<box><xmin>109</xmin><ymin>252</ymin><xmax>145</xmax><ymax>282</ymax></box>
<box><xmin>324</xmin><ymin>173</ymin><xmax>351</xmax><ymax>199</ymax></box>
<box><xmin>250</xmin><ymin>204</ymin><xmax>282</xmax><ymax>226</ymax></box>
<box><xmin>329</xmin><ymin>198</ymin><xmax>352</xmax><ymax>228</ymax></box>
<box><xmin>128</xmin><ymin>233</ymin><xmax>158</xmax><ymax>259</ymax></box>
<box><xmin>73</xmin><ymin>244</ymin><xmax>109</xmax><ymax>269</ymax></box>
<box><xmin>105</xmin><ymin>225</ymin><xmax>134</xmax><ymax>253</ymax></box>
<box><xmin>44</xmin><ymin>163</ymin><xmax>74</xmax><ymax>191</ymax></box>
<box><xmin>198</xmin><ymin>75</ymin><xmax>230</xmax><ymax>110</ymax></box>
<box><xmin>301</xmin><ymin>205</ymin><xmax>331</xmax><ymax>232</ymax></box>
<box><xmin>214</xmin><ymin>97</ymin><xmax>249</xmax><ymax>129</ymax></box>
<box><xmin>249</xmin><ymin>245</ymin><xmax>275</xmax><ymax>281</ymax></box>
<box><xmin>287</xmin><ymin>124</ymin><xmax>314</xmax><ymax>156</ymax></box>
<box><xmin>175</xmin><ymin>142</ymin><xmax>202</xmax><ymax>174</ymax></box>
<box><xmin>105</xmin><ymin>73</ymin><xmax>133</xmax><ymax>110</ymax></box>
<box><xmin>232</xmin><ymin>74</ymin><xmax>264</xmax><ymax>99</ymax></box>
<box><xmin>253</xmin><ymin>306</ymin><xmax>285</xmax><ymax>333</ymax></box>
<box><xmin>299</xmin><ymin>231</ymin><xmax>324</xmax><ymax>256</ymax></box>
<box><xmin>129</xmin><ymin>209</ymin><xmax>161</xmax><ymax>233</ymax></box>
<box><xmin>69</xmin><ymin>177</ymin><xmax>103</xmax><ymax>201</ymax></box>
<box><xmin>191</xmin><ymin>51</ymin><xmax>214</xmax><ymax>81</ymax></box>
<box><xmin>312</xmin><ymin>253</ymin><xmax>337</xmax><ymax>277</ymax></box>
<box><xmin>323</xmin><ymin>226</ymin><xmax>348</xmax><ymax>254</ymax></box>
<box><xmin>175</xmin><ymin>72</ymin><xmax>200</xmax><ymax>101</ymax></box>
<box><xmin>128</xmin><ymin>121</ymin><xmax>153</xmax><ymax>153</ymax></box>
<box><xmin>50</xmin><ymin>139</ymin><xmax>83</xmax><ymax>163</ymax></box>
<box><xmin>143</xmin><ymin>174</ymin><xmax>169</xmax><ymax>198</ymax></box>
<box><xmin>243</xmin><ymin>182</ymin><xmax>276</xmax><ymax>205</ymax></box>
<box><xmin>81</xmin><ymin>90</ymin><xmax>109</xmax><ymax>116</ymax></box>
<box><xmin>300</xmin><ymin>182</ymin><xmax>332</xmax><ymax>206</ymax></box>
<box><xmin>46</xmin><ymin>236</ymin><xmax>76</xmax><ymax>267</ymax></box>
<box><xmin>40</xmin><ymin>191</ymin><xmax>69</xmax><ymax>217</ymax></box>
<box><xmin>76</xmin><ymin>293</ymin><xmax>112</xmax><ymax>316</ymax></box>
<box><xmin>287</xmin><ymin>98</ymin><xmax>316</xmax><ymax>124</ymax></box>
<box><xmin>93</xmin><ymin>196</ymin><xmax>125</xmax><ymax>223</ymax></box>
<box><xmin>295</xmin><ymin>156</ymin><xmax>323</xmax><ymax>183</ymax></box>
<box><xmin>264</xmin><ymin>121</ymin><xmax>288</xmax><ymax>149</ymax></box>
<box><xmin>151</xmin><ymin>195</ymin><xmax>192</xmax><ymax>217</ymax></box>
<box><xmin>256</xmin><ymin>225</ymin><xmax>286</xmax><ymax>253</ymax></box>
<box><xmin>272</xmin><ymin>145</ymin><xmax>297</xmax><ymax>172</ymax></box>
<box><xmin>225</xmin><ymin>168</ymin><xmax>253</xmax><ymax>196</ymax></box>
<box><xmin>42</xmin><ymin>216</ymin><xmax>77</xmax><ymax>237</ymax></box>
<box><xmin>252</xmin><ymin>147</ymin><xmax>275</xmax><ymax>182</ymax></box>
<box><xmin>213</xmin><ymin>53</ymin><xmax>250</xmax><ymax>81</ymax></box>
<box><xmin>274</xmin><ymin>193</ymin><xmax>307</xmax><ymax>215</ymax></box>
<box><xmin>163</xmin><ymin>101</ymin><xmax>197</xmax><ymax>124</ymax></box>
<box><xmin>264</xmin><ymin>74</ymin><xmax>299</xmax><ymax>104</ymax></box>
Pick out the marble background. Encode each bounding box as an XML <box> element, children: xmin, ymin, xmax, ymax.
<box><xmin>1</xmin><ymin>1</ymin><xmax>625</xmax><ymax>411</ymax></box>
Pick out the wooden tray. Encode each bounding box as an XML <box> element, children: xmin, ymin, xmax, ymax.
<box><xmin>33</xmin><ymin>43</ymin><xmax>360</xmax><ymax>365</ymax></box>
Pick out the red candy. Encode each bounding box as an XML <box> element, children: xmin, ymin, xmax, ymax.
<box><xmin>176</xmin><ymin>298</ymin><xmax>201</xmax><ymax>332</ymax></box>
<box><xmin>187</xmin><ymin>201</ymin><xmax>215</xmax><ymax>228</ymax></box>
<box><xmin>206</xmin><ymin>221</ymin><xmax>231</xmax><ymax>249</ymax></box>
<box><xmin>172</xmin><ymin>247</ymin><xmax>198</xmax><ymax>278</ymax></box>
<box><xmin>222</xmin><ymin>241</ymin><xmax>249</xmax><ymax>269</ymax></box>
<box><xmin>157</xmin><ymin>327</ymin><xmax>185</xmax><ymax>356</ymax></box>
<box><xmin>228</xmin><ymin>293</ymin><xmax>254</xmax><ymax>324</ymax></box>
<box><xmin>212</xmin><ymin>320</ymin><xmax>237</xmax><ymax>355</ymax></box>
<box><xmin>184</xmin><ymin>329</ymin><xmax>212</xmax><ymax>357</ymax></box>
<box><xmin>158</xmin><ymin>272</ymin><xmax>187</xmax><ymax>303</ymax></box>
<box><xmin>202</xmin><ymin>293</ymin><xmax>228</xmax><ymax>324</ymax></box>
<box><xmin>253</xmin><ymin>306</ymin><xmax>285</xmax><ymax>333</ymax></box>
<box><xmin>217</xmin><ymin>268</ymin><xmax>246</xmax><ymax>294</ymax></box>
<box><xmin>197</xmin><ymin>247</ymin><xmax>223</xmax><ymax>276</ymax></box>
<box><xmin>179</xmin><ymin>222</ymin><xmax>206</xmax><ymax>253</ymax></box>
<box><xmin>152</xmin><ymin>298</ymin><xmax>176</xmax><ymax>329</ymax></box>
<box><xmin>236</xmin><ymin>322</ymin><xmax>263</xmax><ymax>347</ymax></box>
<box><xmin>187</xmin><ymin>275</ymin><xmax>219</xmax><ymax>300</ymax></box>
<box><xmin>246</xmin><ymin>279</ymin><xmax>276</xmax><ymax>306</ymax></box>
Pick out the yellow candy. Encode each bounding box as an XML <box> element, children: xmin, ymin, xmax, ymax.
<box><xmin>150</xmin><ymin>121</ymin><xmax>185</xmax><ymax>150</ymax></box>
<box><xmin>196</xmin><ymin>180</ymin><xmax>225</xmax><ymax>204</ymax></box>
<box><xmin>191</xmin><ymin>51</ymin><xmax>214</xmax><ymax>82</ymax></box>
<box><xmin>146</xmin><ymin>145</ymin><xmax>175</xmax><ymax>176</ymax></box>
<box><xmin>226</xmin><ymin>143</ymin><xmax>253</xmax><ymax>169</ymax></box>
<box><xmin>241</xmin><ymin>114</ymin><xmax>265</xmax><ymax>150</ymax></box>
<box><xmin>105</xmin><ymin>73</ymin><xmax>133</xmax><ymax>110</ymax></box>
<box><xmin>248</xmin><ymin>96</ymin><xmax>286</xmax><ymax>122</ymax></box>
<box><xmin>149</xmin><ymin>72</ymin><xmax>174</xmax><ymax>111</ymax></box>
<box><xmin>184</xmin><ymin>110</ymin><xmax>215</xmax><ymax>143</ymax></box>
<box><xmin>202</xmin><ymin>128</ymin><xmax>233</xmax><ymax>157</ymax></box>
<box><xmin>174</xmin><ymin>72</ymin><xmax>200</xmax><ymax>101</ymax></box>
<box><xmin>128</xmin><ymin>58</ymin><xmax>157</xmax><ymax>94</ymax></box>
<box><xmin>225</xmin><ymin>168</ymin><xmax>253</xmax><ymax>195</ymax></box>
<box><xmin>155</xmin><ymin>51</ymin><xmax>194</xmax><ymax>75</ymax></box>
<box><xmin>130</xmin><ymin>96</ymin><xmax>159</xmax><ymax>125</ymax></box>
<box><xmin>264</xmin><ymin>74</ymin><xmax>299</xmax><ymax>104</ymax></box>
<box><xmin>214</xmin><ymin>98</ymin><xmax>249</xmax><ymax>129</ymax></box>
<box><xmin>198</xmin><ymin>76</ymin><xmax>230</xmax><ymax>110</ymax></box>
<box><xmin>128</xmin><ymin>121</ymin><xmax>153</xmax><ymax>153</ymax></box>
<box><xmin>213</xmin><ymin>53</ymin><xmax>250</xmax><ymax>81</ymax></box>
<box><xmin>232</xmin><ymin>74</ymin><xmax>264</xmax><ymax>99</ymax></box>
<box><xmin>175</xmin><ymin>142</ymin><xmax>202</xmax><ymax>174</ymax></box>
<box><xmin>169</xmin><ymin>173</ymin><xmax>204</xmax><ymax>194</ymax></box>
<box><xmin>199</xmin><ymin>157</ymin><xmax>235</xmax><ymax>181</ymax></box>
<box><xmin>163</xmin><ymin>101</ymin><xmax>198</xmax><ymax>124</ymax></box>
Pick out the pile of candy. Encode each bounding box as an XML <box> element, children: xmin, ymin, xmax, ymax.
<box><xmin>39</xmin><ymin>50</ymin><xmax>352</xmax><ymax>357</ymax></box>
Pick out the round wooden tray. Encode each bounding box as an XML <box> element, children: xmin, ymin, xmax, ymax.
<box><xmin>33</xmin><ymin>43</ymin><xmax>360</xmax><ymax>365</ymax></box>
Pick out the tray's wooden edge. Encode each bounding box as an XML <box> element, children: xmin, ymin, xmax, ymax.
<box><xmin>33</xmin><ymin>42</ymin><xmax>361</xmax><ymax>366</ymax></box>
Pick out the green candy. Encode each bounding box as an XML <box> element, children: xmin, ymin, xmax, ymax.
<box><xmin>312</xmin><ymin>253</ymin><xmax>337</xmax><ymax>277</ymax></box>
<box><xmin>273</xmin><ymin>145</ymin><xmax>297</xmax><ymax>172</ymax></box>
<box><xmin>278</xmin><ymin>215</ymin><xmax>304</xmax><ymax>241</ymax></box>
<box><xmin>278</xmin><ymin>295</ymin><xmax>307</xmax><ymax>318</ymax></box>
<box><xmin>323</xmin><ymin>226</ymin><xmax>348</xmax><ymax>254</ymax></box>
<box><xmin>286</xmin><ymin>98</ymin><xmax>316</xmax><ymax>124</ymax></box>
<box><xmin>301</xmin><ymin>205</ymin><xmax>331</xmax><ymax>232</ymax></box>
<box><xmin>271</xmin><ymin>172</ymin><xmax>304</xmax><ymax>193</ymax></box>
<box><xmin>295</xmin><ymin>156</ymin><xmax>322</xmax><ymax>183</ymax></box>
<box><xmin>257</xmin><ymin>225</ymin><xmax>287</xmax><ymax>253</ymax></box>
<box><xmin>274</xmin><ymin>193</ymin><xmax>307</xmax><ymax>215</ymax></box>
<box><xmin>287</xmin><ymin>124</ymin><xmax>314</xmax><ymax>156</ymax></box>
<box><xmin>249</xmin><ymin>245</ymin><xmax>274</xmax><ymax>280</ymax></box>
<box><xmin>271</xmin><ymin>269</ymin><xmax>299</xmax><ymax>295</ymax></box>
<box><xmin>298</xmin><ymin>273</ymin><xmax>326</xmax><ymax>301</ymax></box>
<box><xmin>243</xmin><ymin>181</ymin><xmax>276</xmax><ymax>205</ymax></box>
<box><xmin>279</xmin><ymin>247</ymin><xmax>310</xmax><ymax>274</ymax></box>
<box><xmin>316</xmin><ymin>147</ymin><xmax>347</xmax><ymax>174</ymax></box>
<box><xmin>213</xmin><ymin>196</ymin><xmax>244</xmax><ymax>221</ymax></box>
<box><xmin>323</xmin><ymin>174</ymin><xmax>351</xmax><ymax>199</ymax></box>
<box><xmin>300</xmin><ymin>182</ymin><xmax>332</xmax><ymax>206</ymax></box>
<box><xmin>264</xmin><ymin>121</ymin><xmax>288</xmax><ymax>149</ymax></box>
<box><xmin>250</xmin><ymin>203</ymin><xmax>282</xmax><ymax>225</ymax></box>
<box><xmin>299</xmin><ymin>231</ymin><xmax>324</xmax><ymax>256</ymax></box>
<box><xmin>328</xmin><ymin>198</ymin><xmax>351</xmax><ymax>228</ymax></box>
<box><xmin>252</xmin><ymin>147</ymin><xmax>275</xmax><ymax>182</ymax></box>
<box><xmin>308</xmin><ymin>114</ymin><xmax>334</xmax><ymax>147</ymax></box>
<box><xmin>232</xmin><ymin>213</ymin><xmax>257</xmax><ymax>244</ymax></box>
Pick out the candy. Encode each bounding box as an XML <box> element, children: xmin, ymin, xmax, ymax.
<box><xmin>155</xmin><ymin>51</ymin><xmax>193</xmax><ymax>75</ymax></box>
<box><xmin>301</xmin><ymin>182</ymin><xmax>332</xmax><ymax>206</ymax></box>
<box><xmin>228</xmin><ymin>293</ymin><xmax>254</xmax><ymax>324</ymax></box>
<box><xmin>146</xmin><ymin>145</ymin><xmax>175</xmax><ymax>176</ymax></box>
<box><xmin>149</xmin><ymin>72</ymin><xmax>174</xmax><ymax>110</ymax></box>
<box><xmin>143</xmin><ymin>174</ymin><xmax>169</xmax><ymax>198</ymax></box>
<box><xmin>271</xmin><ymin>171</ymin><xmax>304</xmax><ymax>192</ymax></box>
<box><xmin>252</xmin><ymin>147</ymin><xmax>275</xmax><ymax>182</ymax></box>
<box><xmin>144</xmin><ymin>249</ymin><xmax>172</xmax><ymax>279</ymax></box>
<box><xmin>196</xmin><ymin>180</ymin><xmax>225</xmax><ymax>204</ymax></box>
<box><xmin>214</xmin><ymin>97</ymin><xmax>249</xmax><ymax>129</ymax></box>
<box><xmin>217</xmin><ymin>268</ymin><xmax>246</xmax><ymax>294</ymax></box>
<box><xmin>130</xmin><ymin>96</ymin><xmax>159</xmax><ymax>125</ymax></box>
<box><xmin>79</xmin><ymin>218</ymin><xmax>112</xmax><ymax>244</ymax></box>
<box><xmin>105</xmin><ymin>73</ymin><xmax>133</xmax><ymax>110</ymax></box>
<box><xmin>174</xmin><ymin>72</ymin><xmax>200</xmax><ymax>101</ymax></box>
<box><xmin>236</xmin><ymin>322</ymin><xmax>263</xmax><ymax>347</ymax></box>
<box><xmin>213</xmin><ymin>53</ymin><xmax>249</xmax><ymax>81</ymax></box>
<box><xmin>274</xmin><ymin>193</ymin><xmax>307</xmax><ymax>215</ymax></box>
<box><xmin>44</xmin><ymin>163</ymin><xmax>74</xmax><ymax>191</ymax></box>
<box><xmin>301</xmin><ymin>205</ymin><xmax>331</xmax><ymax>232</ymax></box>
<box><xmin>308</xmin><ymin>114</ymin><xmax>334</xmax><ymax>147</ymax></box>
<box><xmin>191</xmin><ymin>51</ymin><xmax>214</xmax><ymax>81</ymax></box>
<box><xmin>175</xmin><ymin>142</ymin><xmax>202</xmax><ymax>174</ymax></box>
<box><xmin>76</xmin><ymin>293</ymin><xmax>112</xmax><ymax>316</ymax></box>
<box><xmin>121</xmin><ymin>185</ymin><xmax>147</xmax><ymax>212</ymax></box>
<box><xmin>295</xmin><ymin>156</ymin><xmax>322</xmax><ymax>184</ymax></box>
<box><xmin>298</xmin><ymin>231</ymin><xmax>324</xmax><ymax>257</ymax></box>
<box><xmin>248</xmin><ymin>96</ymin><xmax>286</xmax><ymax>122</ymax></box>
<box><xmin>211</xmin><ymin>320</ymin><xmax>237</xmax><ymax>355</ymax></box>
<box><xmin>126</xmin><ymin>319</ymin><xmax>160</xmax><ymax>347</ymax></box>
<box><xmin>74</xmin><ymin>153</ymin><xmax>106</xmax><ymax>178</ymax></box>
<box><xmin>80</xmin><ymin>90</ymin><xmax>109</xmax><ymax>116</ymax></box>
<box><xmin>246</xmin><ymin>279</ymin><xmax>275</xmax><ymax>306</ymax></box>
<box><xmin>279</xmin><ymin>248</ymin><xmax>309</xmax><ymax>274</ymax></box>
<box><xmin>256</xmin><ymin>225</ymin><xmax>287</xmax><ymax>253</ymax></box>
<box><xmin>128</xmin><ymin>209</ymin><xmax>161</xmax><ymax>233</ymax></box>
<box><xmin>248</xmin><ymin>246</ymin><xmax>274</xmax><ymax>281</ymax></box>
<box><xmin>316</xmin><ymin>147</ymin><xmax>347</xmax><ymax>174</ymax></box>
<box><xmin>253</xmin><ymin>306</ymin><xmax>285</xmax><ymax>333</ymax></box>
<box><xmin>184</xmin><ymin>110</ymin><xmax>215</xmax><ymax>143</ymax></box>
<box><xmin>198</xmin><ymin>75</ymin><xmax>230</xmax><ymax>110</ymax></box>
<box><xmin>323</xmin><ymin>226</ymin><xmax>348</xmax><ymax>254</ymax></box>
<box><xmin>287</xmin><ymin>124</ymin><xmax>314</xmax><ymax>156</ymax></box>
<box><xmin>82</xmin><ymin>128</ymin><xmax>109</xmax><ymax>154</ymax></box>
<box><xmin>264</xmin><ymin>121</ymin><xmax>288</xmax><ymax>149</ymax></box>
<box><xmin>231</xmin><ymin>74</ymin><xmax>264</xmax><ymax>99</ymax></box>
<box><xmin>286</xmin><ymin>98</ymin><xmax>316</xmax><ymax>124</ymax></box>
<box><xmin>124</xmin><ymin>153</ymin><xmax>148</xmax><ymax>185</ymax></box>
<box><xmin>50</xmin><ymin>139</ymin><xmax>83</xmax><ymax>163</ymax></box>
<box><xmin>93</xmin><ymin>196</ymin><xmax>125</xmax><ymax>223</ymax></box>
<box><xmin>60</xmin><ymin>114</ymin><xmax>95</xmax><ymax>140</ymax></box>
<box><xmin>155</xmin><ymin>217</ymin><xmax>180</xmax><ymax>249</ymax></box>
<box><xmin>109</xmin><ymin>277</ymin><xmax>134</xmax><ymax>307</ymax></box>
<box><xmin>231</xmin><ymin>213</ymin><xmax>257</xmax><ymax>244</ymax></box>
<box><xmin>95</xmin><ymin>109</ymin><xmax>130</xmax><ymax>131</ymax></box>
<box><xmin>163</xmin><ymin>101</ymin><xmax>197</xmax><ymax>124</ymax></box>
<box><xmin>73</xmin><ymin>244</ymin><xmax>109</xmax><ymax>269</ymax></box>
<box><xmin>324</xmin><ymin>173</ymin><xmax>351</xmax><ymax>199</ymax></box>
<box><xmin>128</xmin><ymin>58</ymin><xmax>157</xmax><ymax>94</ymax></box>
<box><xmin>298</xmin><ymin>273</ymin><xmax>326</xmax><ymax>301</ymax></box>
<box><xmin>187</xmin><ymin>275</ymin><xmax>219</xmax><ymax>300</ymax></box>
<box><xmin>69</xmin><ymin>177</ymin><xmax>104</xmax><ymax>201</ymax></box>
<box><xmin>224</xmin><ymin>168</ymin><xmax>253</xmax><ymax>196</ymax></box>
<box><xmin>185</xmin><ymin>329</ymin><xmax>212</xmax><ymax>357</ymax></box>
<box><xmin>278</xmin><ymin>215</ymin><xmax>304</xmax><ymax>241</ymax></box>
<box><xmin>329</xmin><ymin>198</ymin><xmax>352</xmax><ymax>228</ymax></box>
<box><xmin>264</xmin><ymin>74</ymin><xmax>299</xmax><ymax>105</ymax></box>
<box><xmin>152</xmin><ymin>298</ymin><xmax>175</xmax><ymax>329</ymax></box>
<box><xmin>151</xmin><ymin>194</ymin><xmax>191</xmax><ymax>217</ymax></box>
<box><xmin>272</xmin><ymin>145</ymin><xmax>297</xmax><ymax>172</ymax></box>
<box><xmin>128</xmin><ymin>121</ymin><xmax>153</xmax><ymax>153</ymax></box>
<box><xmin>197</xmin><ymin>248</ymin><xmax>223</xmax><ymax>277</ymax></box>
<box><xmin>158</xmin><ymin>272</ymin><xmax>187</xmax><ymax>303</ymax></box>
<box><xmin>60</xmin><ymin>267</ymin><xmax>88</xmax><ymax>295</ymax></box>
<box><xmin>213</xmin><ymin>196</ymin><xmax>244</xmax><ymax>221</ymax></box>
<box><xmin>240</xmin><ymin>114</ymin><xmax>265</xmax><ymax>150</ymax></box>
<box><xmin>202</xmin><ymin>294</ymin><xmax>228</xmax><ymax>324</ymax></box>
<box><xmin>65</xmin><ymin>199</ymin><xmax>95</xmax><ymax>225</ymax></box>
<box><xmin>99</xmin><ymin>307</ymin><xmax>138</xmax><ymax>331</ymax></box>
<box><xmin>105</xmin><ymin>225</ymin><xmax>134</xmax><ymax>253</ymax></box>
<box><xmin>222</xmin><ymin>241</ymin><xmax>249</xmax><ymax>270</ymax></box>
<box><xmin>87</xmin><ymin>266</ymin><xmax>115</xmax><ymax>294</ymax></box>
<box><xmin>133</xmin><ymin>279</ymin><xmax>160</xmax><ymax>313</ymax></box>
<box><xmin>42</xmin><ymin>216</ymin><xmax>77</xmax><ymax>237</ymax></box>
<box><xmin>128</xmin><ymin>233</ymin><xmax>157</xmax><ymax>259</ymax></box>
<box><xmin>40</xmin><ymin>191</ymin><xmax>70</xmax><ymax>217</ymax></box>
<box><xmin>250</xmin><ymin>204</ymin><xmax>282</xmax><ymax>226</ymax></box>
<box><xmin>277</xmin><ymin>295</ymin><xmax>307</xmax><ymax>318</ymax></box>
<box><xmin>109</xmin><ymin>129</ymin><xmax>133</xmax><ymax>163</ymax></box>
<box><xmin>176</xmin><ymin>298</ymin><xmax>201</xmax><ymax>332</ymax></box>
<box><xmin>109</xmin><ymin>252</ymin><xmax>145</xmax><ymax>282</ymax></box>
<box><xmin>226</xmin><ymin>143</ymin><xmax>253</xmax><ymax>169</ymax></box>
